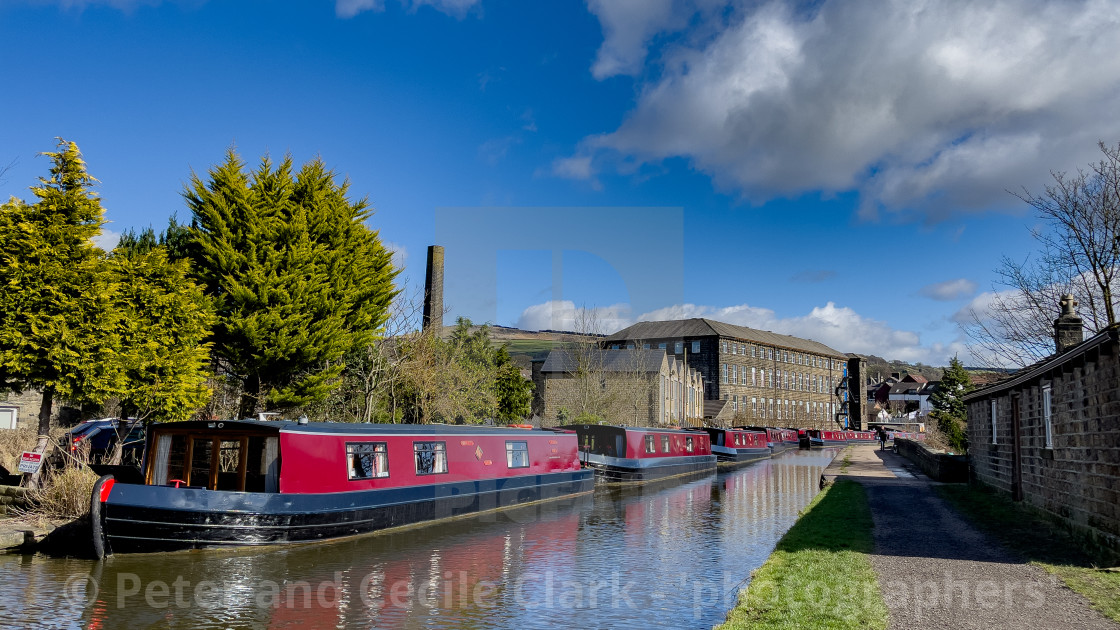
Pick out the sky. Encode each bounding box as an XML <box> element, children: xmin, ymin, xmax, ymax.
<box><xmin>3</xmin><ymin>0</ymin><xmax>1120</xmax><ymax>367</ymax></box>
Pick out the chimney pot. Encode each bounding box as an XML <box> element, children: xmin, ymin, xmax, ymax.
<box><xmin>1054</xmin><ymin>294</ymin><xmax>1084</xmax><ymax>353</ymax></box>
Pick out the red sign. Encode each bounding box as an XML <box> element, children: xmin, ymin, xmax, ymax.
<box><xmin>18</xmin><ymin>452</ymin><xmax>43</xmax><ymax>474</ymax></box>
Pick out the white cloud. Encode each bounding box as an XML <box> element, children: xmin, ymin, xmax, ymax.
<box><xmin>919</xmin><ymin>278</ymin><xmax>978</xmax><ymax>301</ymax></box>
<box><xmin>336</xmin><ymin>0</ymin><xmax>479</xmax><ymax>18</ymax></box>
<box><xmin>516</xmin><ymin>300</ymin><xmax>633</xmax><ymax>334</ymax></box>
<box><xmin>92</xmin><ymin>228</ymin><xmax>121</xmax><ymax>251</ymax></box>
<box><xmin>518</xmin><ymin>298</ymin><xmax>970</xmax><ymax>365</ymax></box>
<box><xmin>572</xmin><ymin>0</ymin><xmax>1120</xmax><ymax>220</ymax></box>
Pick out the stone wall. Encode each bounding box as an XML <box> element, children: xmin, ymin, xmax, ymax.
<box><xmin>966</xmin><ymin>333</ymin><xmax>1120</xmax><ymax>550</ymax></box>
<box><xmin>0</xmin><ymin>389</ymin><xmax>82</xmax><ymax>430</ymax></box>
<box><xmin>895</xmin><ymin>438</ymin><xmax>967</xmax><ymax>482</ymax></box>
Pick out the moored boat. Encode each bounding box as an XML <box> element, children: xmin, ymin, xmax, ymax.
<box><xmin>558</xmin><ymin>424</ymin><xmax>717</xmax><ymax>483</ymax></box>
<box><xmin>688</xmin><ymin>427</ymin><xmax>770</xmax><ymax>468</ymax></box>
<box><xmin>91</xmin><ymin>419</ymin><xmax>594</xmax><ymax>556</ymax></box>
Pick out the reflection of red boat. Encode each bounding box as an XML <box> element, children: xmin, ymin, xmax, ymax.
<box><xmin>91</xmin><ymin>420</ymin><xmax>593</xmax><ymax>555</ymax></box>
<box><xmin>559</xmin><ymin>424</ymin><xmax>716</xmax><ymax>483</ymax></box>
<box><xmin>687</xmin><ymin>427</ymin><xmax>770</xmax><ymax>467</ymax></box>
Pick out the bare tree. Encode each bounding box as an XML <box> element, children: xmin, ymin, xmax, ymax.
<box><xmin>964</xmin><ymin>141</ymin><xmax>1120</xmax><ymax>368</ymax></box>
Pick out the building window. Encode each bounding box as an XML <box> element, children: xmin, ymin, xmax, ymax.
<box><xmin>661</xmin><ymin>435</ymin><xmax>670</xmax><ymax>453</ymax></box>
<box><xmin>645</xmin><ymin>435</ymin><xmax>656</xmax><ymax>453</ymax></box>
<box><xmin>675</xmin><ymin>341</ymin><xmax>684</xmax><ymax>354</ymax></box>
<box><xmin>751</xmin><ymin>367</ymin><xmax>757</xmax><ymax>387</ymax></box>
<box><xmin>691</xmin><ymin>341</ymin><xmax>700</xmax><ymax>354</ymax></box>
<box><xmin>643</xmin><ymin>343</ymin><xmax>650</xmax><ymax>350</ymax></box>
<box><xmin>732</xmin><ymin>343</ymin><xmax>738</xmax><ymax>355</ymax></box>
<box><xmin>721</xmin><ymin>340</ymin><xmax>727</xmax><ymax>353</ymax></box>
<box><xmin>990</xmin><ymin>400</ymin><xmax>998</xmax><ymax>443</ymax></box>
<box><xmin>414</xmin><ymin>442</ymin><xmax>447</xmax><ymax>475</ymax></box>
<box><xmin>506</xmin><ymin>441</ymin><xmax>529</xmax><ymax>468</ymax></box>
<box><xmin>1042</xmin><ymin>385</ymin><xmax>1053</xmax><ymax>448</ymax></box>
<box><xmin>658</xmin><ymin>342</ymin><xmax>666</xmax><ymax>350</ymax></box>
<box><xmin>721</xmin><ymin>364</ymin><xmax>728</xmax><ymax>384</ymax></box>
<box><xmin>347</xmin><ymin>442</ymin><xmax>389</xmax><ymax>480</ymax></box>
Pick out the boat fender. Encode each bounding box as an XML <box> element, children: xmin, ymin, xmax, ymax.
<box><xmin>90</xmin><ymin>474</ymin><xmax>115</xmax><ymax>560</ymax></box>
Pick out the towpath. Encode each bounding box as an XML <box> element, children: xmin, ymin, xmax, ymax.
<box><xmin>824</xmin><ymin>443</ymin><xmax>1117</xmax><ymax>630</ymax></box>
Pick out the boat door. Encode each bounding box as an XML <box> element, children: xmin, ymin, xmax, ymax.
<box><xmin>149</xmin><ymin>429</ymin><xmax>280</xmax><ymax>492</ymax></box>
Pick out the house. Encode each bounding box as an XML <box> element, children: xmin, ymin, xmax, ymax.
<box><xmin>531</xmin><ymin>348</ymin><xmax>704</xmax><ymax>427</ymax></box>
<box><xmin>963</xmin><ymin>295</ymin><xmax>1120</xmax><ymax>549</ymax></box>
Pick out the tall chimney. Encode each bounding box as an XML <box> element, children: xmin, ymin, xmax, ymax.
<box><xmin>1054</xmin><ymin>294</ymin><xmax>1084</xmax><ymax>353</ymax></box>
<box><xmin>423</xmin><ymin>245</ymin><xmax>444</xmax><ymax>336</ymax></box>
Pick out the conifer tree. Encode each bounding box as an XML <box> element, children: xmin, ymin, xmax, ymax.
<box><xmin>929</xmin><ymin>356</ymin><xmax>973</xmax><ymax>452</ymax></box>
<box><xmin>185</xmin><ymin>150</ymin><xmax>396</xmax><ymax>416</ymax></box>
<box><xmin>108</xmin><ymin>245</ymin><xmax>214</xmax><ymax>424</ymax></box>
<box><xmin>0</xmin><ymin>140</ymin><xmax>120</xmax><ymax>480</ymax></box>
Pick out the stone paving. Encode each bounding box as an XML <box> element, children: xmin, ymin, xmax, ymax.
<box><xmin>831</xmin><ymin>444</ymin><xmax>1118</xmax><ymax>630</ymax></box>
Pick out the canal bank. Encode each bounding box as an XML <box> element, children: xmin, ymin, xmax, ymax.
<box><xmin>1</xmin><ymin>448</ymin><xmax>838</xmax><ymax>629</ymax></box>
<box><xmin>722</xmin><ymin>444</ymin><xmax>1120</xmax><ymax>630</ymax></box>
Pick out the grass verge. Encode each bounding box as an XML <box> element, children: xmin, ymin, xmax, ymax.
<box><xmin>935</xmin><ymin>484</ymin><xmax>1120</xmax><ymax>622</ymax></box>
<box><xmin>718</xmin><ymin>479</ymin><xmax>887</xmax><ymax>630</ymax></box>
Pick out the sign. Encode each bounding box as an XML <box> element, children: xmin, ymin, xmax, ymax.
<box><xmin>17</xmin><ymin>452</ymin><xmax>43</xmax><ymax>474</ymax></box>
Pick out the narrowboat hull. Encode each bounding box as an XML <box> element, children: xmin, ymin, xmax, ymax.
<box><xmin>711</xmin><ymin>445</ymin><xmax>771</xmax><ymax>468</ymax></box>
<box><xmin>579</xmin><ymin>453</ymin><xmax>716</xmax><ymax>483</ymax></box>
<box><xmin>94</xmin><ymin>470</ymin><xmax>593</xmax><ymax>554</ymax></box>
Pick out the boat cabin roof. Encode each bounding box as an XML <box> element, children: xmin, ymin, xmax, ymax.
<box><xmin>149</xmin><ymin>419</ymin><xmax>549</xmax><ymax>436</ymax></box>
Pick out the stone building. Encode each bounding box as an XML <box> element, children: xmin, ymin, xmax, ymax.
<box><xmin>964</xmin><ymin>296</ymin><xmax>1120</xmax><ymax>549</ymax></box>
<box><xmin>531</xmin><ymin>348</ymin><xmax>704</xmax><ymax>427</ymax></box>
<box><xmin>602</xmin><ymin>319</ymin><xmax>851</xmax><ymax>429</ymax></box>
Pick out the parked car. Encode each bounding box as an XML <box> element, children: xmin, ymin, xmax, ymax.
<box><xmin>62</xmin><ymin>418</ymin><xmax>145</xmax><ymax>465</ymax></box>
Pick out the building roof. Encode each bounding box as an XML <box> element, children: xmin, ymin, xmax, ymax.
<box><xmin>539</xmin><ymin>348</ymin><xmax>667</xmax><ymax>374</ymax></box>
<box><xmin>963</xmin><ymin>325</ymin><xmax>1119</xmax><ymax>402</ymax></box>
<box><xmin>604</xmin><ymin>318</ymin><xmax>846</xmax><ymax>357</ymax></box>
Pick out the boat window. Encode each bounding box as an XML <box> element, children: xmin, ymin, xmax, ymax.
<box><xmin>348</xmin><ymin>442</ymin><xmax>389</xmax><ymax>480</ymax></box>
<box><xmin>661</xmin><ymin>435</ymin><xmax>670</xmax><ymax>453</ymax></box>
<box><xmin>215</xmin><ymin>440</ymin><xmax>244</xmax><ymax>491</ymax></box>
<box><xmin>644</xmin><ymin>435</ymin><xmax>656</xmax><ymax>453</ymax></box>
<box><xmin>414</xmin><ymin>441</ymin><xmax>448</xmax><ymax>475</ymax></box>
<box><xmin>245</xmin><ymin>436</ymin><xmax>279</xmax><ymax>492</ymax></box>
<box><xmin>685</xmin><ymin>437</ymin><xmax>694</xmax><ymax>453</ymax></box>
<box><xmin>506</xmin><ymin>441</ymin><xmax>529</xmax><ymax>468</ymax></box>
<box><xmin>161</xmin><ymin>434</ymin><xmax>188</xmax><ymax>485</ymax></box>
<box><xmin>734</xmin><ymin>433</ymin><xmax>741</xmax><ymax>446</ymax></box>
<box><xmin>190</xmin><ymin>438</ymin><xmax>214</xmax><ymax>488</ymax></box>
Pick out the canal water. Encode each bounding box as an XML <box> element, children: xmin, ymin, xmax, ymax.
<box><xmin>0</xmin><ymin>448</ymin><xmax>838</xmax><ymax>630</ymax></box>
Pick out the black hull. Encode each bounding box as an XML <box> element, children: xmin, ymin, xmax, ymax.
<box><xmin>581</xmin><ymin>454</ymin><xmax>717</xmax><ymax>483</ymax></box>
<box><xmin>98</xmin><ymin>471</ymin><xmax>593</xmax><ymax>554</ymax></box>
<box><xmin>713</xmin><ymin>447</ymin><xmax>771</xmax><ymax>469</ymax></box>
<box><xmin>799</xmin><ymin>438</ymin><xmax>826</xmax><ymax>449</ymax></box>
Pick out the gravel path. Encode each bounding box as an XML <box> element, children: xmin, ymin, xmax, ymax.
<box><xmin>850</xmin><ymin>446</ymin><xmax>1117</xmax><ymax>629</ymax></box>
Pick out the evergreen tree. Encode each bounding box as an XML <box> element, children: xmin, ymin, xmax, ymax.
<box><xmin>929</xmin><ymin>356</ymin><xmax>973</xmax><ymax>452</ymax></box>
<box><xmin>495</xmin><ymin>347</ymin><xmax>533</xmax><ymax>423</ymax></box>
<box><xmin>0</xmin><ymin>140</ymin><xmax>120</xmax><ymax>481</ymax></box>
<box><xmin>185</xmin><ymin>150</ymin><xmax>396</xmax><ymax>416</ymax></box>
<box><xmin>108</xmin><ymin>245</ymin><xmax>214</xmax><ymax>423</ymax></box>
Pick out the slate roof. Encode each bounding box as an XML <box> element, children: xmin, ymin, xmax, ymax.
<box><xmin>604</xmin><ymin>318</ymin><xmax>846</xmax><ymax>357</ymax></box>
<box><xmin>539</xmin><ymin>348</ymin><xmax>667</xmax><ymax>374</ymax></box>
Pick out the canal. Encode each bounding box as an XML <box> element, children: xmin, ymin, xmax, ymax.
<box><xmin>1</xmin><ymin>448</ymin><xmax>839</xmax><ymax>630</ymax></box>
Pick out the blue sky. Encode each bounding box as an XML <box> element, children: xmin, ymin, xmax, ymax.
<box><xmin>3</xmin><ymin>0</ymin><xmax>1119</xmax><ymax>367</ymax></box>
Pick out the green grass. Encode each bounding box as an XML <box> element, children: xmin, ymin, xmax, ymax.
<box><xmin>936</xmin><ymin>484</ymin><xmax>1120</xmax><ymax>622</ymax></box>
<box><xmin>502</xmin><ymin>339</ymin><xmax>570</xmax><ymax>363</ymax></box>
<box><xmin>719</xmin><ymin>480</ymin><xmax>888</xmax><ymax>630</ymax></box>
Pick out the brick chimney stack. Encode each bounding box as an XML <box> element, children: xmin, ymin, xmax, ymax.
<box><xmin>1054</xmin><ymin>294</ymin><xmax>1084</xmax><ymax>353</ymax></box>
<box><xmin>423</xmin><ymin>245</ymin><xmax>444</xmax><ymax>336</ymax></box>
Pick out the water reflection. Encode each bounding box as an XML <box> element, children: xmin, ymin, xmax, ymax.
<box><xmin>0</xmin><ymin>448</ymin><xmax>838</xmax><ymax>630</ymax></box>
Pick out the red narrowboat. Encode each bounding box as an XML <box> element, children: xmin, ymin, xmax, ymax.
<box><xmin>687</xmin><ymin>427</ymin><xmax>770</xmax><ymax>468</ymax></box>
<box><xmin>90</xmin><ymin>420</ymin><xmax>593</xmax><ymax>556</ymax></box>
<box><xmin>558</xmin><ymin>425</ymin><xmax>717</xmax><ymax>483</ymax></box>
<box><xmin>738</xmin><ymin>426</ymin><xmax>798</xmax><ymax>454</ymax></box>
